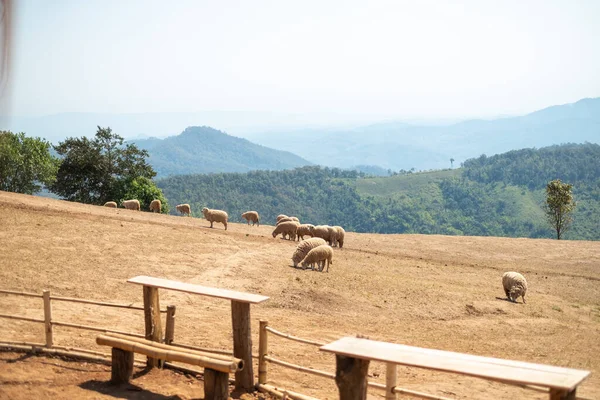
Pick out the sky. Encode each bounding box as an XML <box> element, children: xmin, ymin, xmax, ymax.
<box><xmin>4</xmin><ymin>0</ymin><xmax>600</xmax><ymax>123</ymax></box>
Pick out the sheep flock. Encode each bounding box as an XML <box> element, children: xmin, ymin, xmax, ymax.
<box><xmin>101</xmin><ymin>200</ymin><xmax>529</xmax><ymax>301</ymax></box>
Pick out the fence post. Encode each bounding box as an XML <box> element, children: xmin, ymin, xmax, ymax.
<box><xmin>386</xmin><ymin>363</ymin><xmax>397</xmax><ymax>400</ymax></box>
<box><xmin>258</xmin><ymin>320</ymin><xmax>268</xmax><ymax>384</ymax></box>
<box><xmin>143</xmin><ymin>285</ymin><xmax>163</xmax><ymax>368</ymax></box>
<box><xmin>231</xmin><ymin>300</ymin><xmax>254</xmax><ymax>391</ymax></box>
<box><xmin>164</xmin><ymin>305</ymin><xmax>176</xmax><ymax>344</ymax></box>
<box><xmin>43</xmin><ymin>290</ymin><xmax>53</xmax><ymax>348</ymax></box>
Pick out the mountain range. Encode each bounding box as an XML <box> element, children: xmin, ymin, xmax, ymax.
<box><xmin>246</xmin><ymin>98</ymin><xmax>600</xmax><ymax>171</ymax></box>
<box><xmin>132</xmin><ymin>126</ymin><xmax>312</xmax><ymax>177</ymax></box>
<box><xmin>4</xmin><ymin>97</ymin><xmax>599</xmax><ymax>174</ymax></box>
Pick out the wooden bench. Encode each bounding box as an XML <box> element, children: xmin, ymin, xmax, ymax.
<box><xmin>320</xmin><ymin>336</ymin><xmax>591</xmax><ymax>400</ymax></box>
<box><xmin>127</xmin><ymin>275</ymin><xmax>270</xmax><ymax>390</ymax></box>
<box><xmin>97</xmin><ymin>332</ymin><xmax>244</xmax><ymax>400</ymax></box>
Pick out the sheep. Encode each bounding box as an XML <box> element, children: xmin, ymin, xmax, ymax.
<box><xmin>276</xmin><ymin>214</ymin><xmax>289</xmax><ymax>222</ymax></box>
<box><xmin>277</xmin><ymin>217</ymin><xmax>294</xmax><ymax>225</ymax></box>
<box><xmin>241</xmin><ymin>211</ymin><xmax>260</xmax><ymax>226</ymax></box>
<box><xmin>312</xmin><ymin>225</ymin><xmax>336</xmax><ymax>245</ymax></box>
<box><xmin>176</xmin><ymin>204</ymin><xmax>191</xmax><ymax>216</ymax></box>
<box><xmin>289</xmin><ymin>216</ymin><xmax>300</xmax><ymax>222</ymax></box>
<box><xmin>104</xmin><ymin>201</ymin><xmax>117</xmax><ymax>208</ymax></box>
<box><xmin>291</xmin><ymin>237</ymin><xmax>326</xmax><ymax>267</ymax></box>
<box><xmin>149</xmin><ymin>199</ymin><xmax>162</xmax><ymax>213</ymax></box>
<box><xmin>502</xmin><ymin>272</ymin><xmax>528</xmax><ymax>304</ymax></box>
<box><xmin>300</xmin><ymin>245</ymin><xmax>334</xmax><ymax>272</ymax></box>
<box><xmin>272</xmin><ymin>221</ymin><xmax>299</xmax><ymax>240</ymax></box>
<box><xmin>122</xmin><ymin>199</ymin><xmax>140</xmax><ymax>211</ymax></box>
<box><xmin>202</xmin><ymin>207</ymin><xmax>228</xmax><ymax>230</ymax></box>
<box><xmin>332</xmin><ymin>226</ymin><xmax>345</xmax><ymax>248</ymax></box>
<box><xmin>296</xmin><ymin>224</ymin><xmax>315</xmax><ymax>241</ymax></box>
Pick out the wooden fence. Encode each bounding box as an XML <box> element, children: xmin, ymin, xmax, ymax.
<box><xmin>0</xmin><ymin>289</ymin><xmax>592</xmax><ymax>400</ymax></box>
<box><xmin>257</xmin><ymin>320</ymin><xmax>592</xmax><ymax>400</ymax></box>
<box><xmin>0</xmin><ymin>288</ymin><xmax>234</xmax><ymax>372</ymax></box>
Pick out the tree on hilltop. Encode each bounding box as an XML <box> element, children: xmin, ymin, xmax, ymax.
<box><xmin>545</xmin><ymin>179</ymin><xmax>576</xmax><ymax>240</ymax></box>
<box><xmin>0</xmin><ymin>131</ymin><xmax>59</xmax><ymax>194</ymax></box>
<box><xmin>50</xmin><ymin>126</ymin><xmax>168</xmax><ymax>211</ymax></box>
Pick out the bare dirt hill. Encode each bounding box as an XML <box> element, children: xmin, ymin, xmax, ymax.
<box><xmin>0</xmin><ymin>190</ymin><xmax>599</xmax><ymax>399</ymax></box>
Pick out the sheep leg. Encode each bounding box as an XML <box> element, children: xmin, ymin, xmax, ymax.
<box><xmin>210</xmin><ymin>221</ymin><xmax>214</xmax><ymax>228</ymax></box>
<box><xmin>522</xmin><ymin>295</ymin><xmax>526</xmax><ymax>304</ymax></box>
<box><xmin>504</xmin><ymin>289</ymin><xmax>510</xmax><ymax>299</ymax></box>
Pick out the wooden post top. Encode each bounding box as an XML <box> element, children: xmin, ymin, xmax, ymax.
<box><xmin>320</xmin><ymin>337</ymin><xmax>590</xmax><ymax>391</ymax></box>
<box><xmin>127</xmin><ymin>276</ymin><xmax>270</xmax><ymax>304</ymax></box>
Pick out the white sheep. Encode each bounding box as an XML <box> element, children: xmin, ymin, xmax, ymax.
<box><xmin>104</xmin><ymin>201</ymin><xmax>117</xmax><ymax>208</ymax></box>
<box><xmin>291</xmin><ymin>237</ymin><xmax>326</xmax><ymax>267</ymax></box>
<box><xmin>241</xmin><ymin>211</ymin><xmax>260</xmax><ymax>226</ymax></box>
<box><xmin>277</xmin><ymin>217</ymin><xmax>294</xmax><ymax>225</ymax></box>
<box><xmin>176</xmin><ymin>204</ymin><xmax>191</xmax><ymax>216</ymax></box>
<box><xmin>300</xmin><ymin>244</ymin><xmax>334</xmax><ymax>272</ymax></box>
<box><xmin>149</xmin><ymin>199</ymin><xmax>162</xmax><ymax>213</ymax></box>
<box><xmin>502</xmin><ymin>272</ymin><xmax>528</xmax><ymax>303</ymax></box>
<box><xmin>202</xmin><ymin>207</ymin><xmax>228</xmax><ymax>230</ymax></box>
<box><xmin>296</xmin><ymin>224</ymin><xmax>315</xmax><ymax>241</ymax></box>
<box><xmin>312</xmin><ymin>225</ymin><xmax>336</xmax><ymax>245</ymax></box>
<box><xmin>122</xmin><ymin>199</ymin><xmax>140</xmax><ymax>211</ymax></box>
<box><xmin>272</xmin><ymin>221</ymin><xmax>299</xmax><ymax>240</ymax></box>
<box><xmin>289</xmin><ymin>216</ymin><xmax>300</xmax><ymax>222</ymax></box>
<box><xmin>332</xmin><ymin>226</ymin><xmax>345</xmax><ymax>248</ymax></box>
<box><xmin>276</xmin><ymin>214</ymin><xmax>289</xmax><ymax>222</ymax></box>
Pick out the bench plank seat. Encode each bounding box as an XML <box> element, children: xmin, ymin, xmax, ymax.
<box><xmin>127</xmin><ymin>275</ymin><xmax>269</xmax><ymax>304</ymax></box>
<box><xmin>321</xmin><ymin>337</ymin><xmax>590</xmax><ymax>391</ymax></box>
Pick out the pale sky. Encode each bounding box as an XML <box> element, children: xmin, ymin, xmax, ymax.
<box><xmin>7</xmin><ymin>0</ymin><xmax>600</xmax><ymax>121</ymax></box>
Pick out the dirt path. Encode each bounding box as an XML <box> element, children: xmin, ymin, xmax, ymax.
<box><xmin>0</xmin><ymin>190</ymin><xmax>599</xmax><ymax>399</ymax></box>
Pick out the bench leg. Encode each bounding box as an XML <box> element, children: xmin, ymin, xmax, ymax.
<box><xmin>335</xmin><ymin>354</ymin><xmax>370</xmax><ymax>400</ymax></box>
<box><xmin>111</xmin><ymin>348</ymin><xmax>134</xmax><ymax>384</ymax></box>
<box><xmin>204</xmin><ymin>368</ymin><xmax>229</xmax><ymax>400</ymax></box>
<box><xmin>550</xmin><ymin>388</ymin><xmax>576</xmax><ymax>400</ymax></box>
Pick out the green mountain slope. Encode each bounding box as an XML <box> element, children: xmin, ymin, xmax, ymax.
<box><xmin>133</xmin><ymin>126</ymin><xmax>312</xmax><ymax>177</ymax></box>
<box><xmin>157</xmin><ymin>143</ymin><xmax>600</xmax><ymax>240</ymax></box>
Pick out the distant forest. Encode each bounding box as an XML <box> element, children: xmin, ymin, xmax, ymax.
<box><xmin>157</xmin><ymin>143</ymin><xmax>600</xmax><ymax>240</ymax></box>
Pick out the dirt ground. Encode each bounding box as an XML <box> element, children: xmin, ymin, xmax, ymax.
<box><xmin>0</xmin><ymin>190</ymin><xmax>599</xmax><ymax>400</ymax></box>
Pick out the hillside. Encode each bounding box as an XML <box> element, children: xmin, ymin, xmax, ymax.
<box><xmin>248</xmin><ymin>97</ymin><xmax>600</xmax><ymax>171</ymax></box>
<box><xmin>158</xmin><ymin>143</ymin><xmax>600</xmax><ymax>240</ymax></box>
<box><xmin>132</xmin><ymin>126</ymin><xmax>312</xmax><ymax>177</ymax></box>
<box><xmin>0</xmin><ymin>191</ymin><xmax>599</xmax><ymax>399</ymax></box>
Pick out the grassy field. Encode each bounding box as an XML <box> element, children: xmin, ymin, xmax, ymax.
<box><xmin>355</xmin><ymin>169</ymin><xmax>462</xmax><ymax>197</ymax></box>
<box><xmin>0</xmin><ymin>190</ymin><xmax>599</xmax><ymax>399</ymax></box>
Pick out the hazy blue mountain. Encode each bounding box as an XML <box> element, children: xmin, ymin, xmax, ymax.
<box><xmin>132</xmin><ymin>126</ymin><xmax>312</xmax><ymax>177</ymax></box>
<box><xmin>247</xmin><ymin>97</ymin><xmax>600</xmax><ymax>172</ymax></box>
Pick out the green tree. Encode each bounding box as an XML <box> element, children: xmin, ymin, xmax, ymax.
<box><xmin>0</xmin><ymin>131</ymin><xmax>59</xmax><ymax>194</ymax></box>
<box><xmin>545</xmin><ymin>179</ymin><xmax>576</xmax><ymax>240</ymax></box>
<box><xmin>119</xmin><ymin>176</ymin><xmax>169</xmax><ymax>213</ymax></box>
<box><xmin>50</xmin><ymin>126</ymin><xmax>166</xmax><ymax>209</ymax></box>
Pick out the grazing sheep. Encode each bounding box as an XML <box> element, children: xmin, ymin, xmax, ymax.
<box><xmin>277</xmin><ymin>217</ymin><xmax>294</xmax><ymax>225</ymax></box>
<box><xmin>312</xmin><ymin>225</ymin><xmax>336</xmax><ymax>245</ymax></box>
<box><xmin>296</xmin><ymin>224</ymin><xmax>315</xmax><ymax>241</ymax></box>
<box><xmin>289</xmin><ymin>216</ymin><xmax>300</xmax><ymax>222</ymax></box>
<box><xmin>291</xmin><ymin>237</ymin><xmax>327</xmax><ymax>267</ymax></box>
<box><xmin>502</xmin><ymin>272</ymin><xmax>528</xmax><ymax>303</ymax></box>
<box><xmin>301</xmin><ymin>245</ymin><xmax>334</xmax><ymax>272</ymax></box>
<box><xmin>122</xmin><ymin>199</ymin><xmax>140</xmax><ymax>211</ymax></box>
<box><xmin>149</xmin><ymin>199</ymin><xmax>162</xmax><ymax>213</ymax></box>
<box><xmin>272</xmin><ymin>221</ymin><xmax>299</xmax><ymax>240</ymax></box>
<box><xmin>104</xmin><ymin>201</ymin><xmax>117</xmax><ymax>208</ymax></box>
<box><xmin>332</xmin><ymin>226</ymin><xmax>345</xmax><ymax>248</ymax></box>
<box><xmin>202</xmin><ymin>207</ymin><xmax>228</xmax><ymax>230</ymax></box>
<box><xmin>241</xmin><ymin>211</ymin><xmax>260</xmax><ymax>226</ymax></box>
<box><xmin>176</xmin><ymin>204</ymin><xmax>191</xmax><ymax>216</ymax></box>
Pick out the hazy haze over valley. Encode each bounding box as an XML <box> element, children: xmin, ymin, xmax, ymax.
<box><xmin>2</xmin><ymin>1</ymin><xmax>599</xmax><ymax>172</ymax></box>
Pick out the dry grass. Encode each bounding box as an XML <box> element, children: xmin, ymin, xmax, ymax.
<box><xmin>0</xmin><ymin>190</ymin><xmax>599</xmax><ymax>399</ymax></box>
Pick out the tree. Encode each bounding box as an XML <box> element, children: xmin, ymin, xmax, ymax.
<box><xmin>545</xmin><ymin>179</ymin><xmax>576</xmax><ymax>240</ymax></box>
<box><xmin>450</xmin><ymin>158</ymin><xmax>455</xmax><ymax>168</ymax></box>
<box><xmin>119</xmin><ymin>176</ymin><xmax>169</xmax><ymax>213</ymax></box>
<box><xmin>50</xmin><ymin>126</ymin><xmax>166</xmax><ymax>209</ymax></box>
<box><xmin>0</xmin><ymin>131</ymin><xmax>59</xmax><ymax>194</ymax></box>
